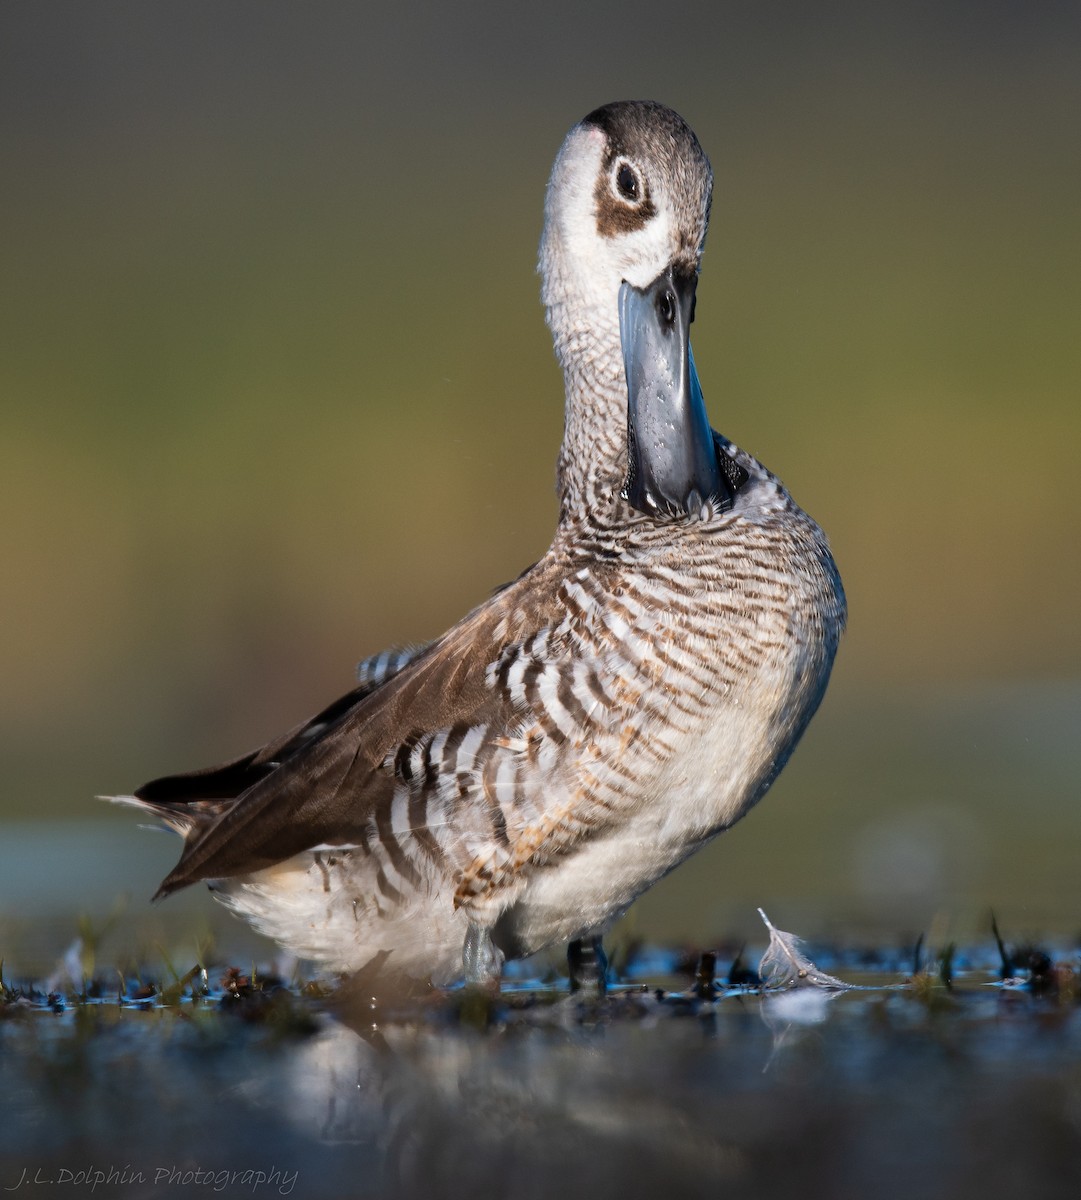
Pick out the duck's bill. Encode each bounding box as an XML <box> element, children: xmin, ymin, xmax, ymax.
<box><xmin>618</xmin><ymin>268</ymin><xmax>723</xmax><ymax>519</ymax></box>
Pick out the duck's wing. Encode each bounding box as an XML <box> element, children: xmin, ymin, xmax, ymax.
<box><xmin>153</xmin><ymin>584</ymin><xmax>564</xmax><ymax>898</ymax></box>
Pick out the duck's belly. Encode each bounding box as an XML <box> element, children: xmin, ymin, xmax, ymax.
<box><xmin>214</xmin><ymin>853</ymin><xmax>471</xmax><ymax>982</ymax></box>
<box><xmin>495</xmin><ymin>651</ymin><xmax>822</xmax><ymax>958</ymax></box>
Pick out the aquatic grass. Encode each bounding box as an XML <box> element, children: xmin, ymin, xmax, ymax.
<box><xmin>986</xmin><ymin>912</ymin><xmax>1081</xmax><ymax>1002</ymax></box>
<box><xmin>156</xmin><ymin>964</ymin><xmax>204</xmax><ymax>1008</ymax></box>
<box><xmin>4</xmin><ymin>907</ymin><xmax>1081</xmax><ymax>1036</ymax></box>
<box><xmin>0</xmin><ymin>958</ymin><xmax>35</xmax><ymax>1021</ymax></box>
<box><xmin>726</xmin><ymin>945</ymin><xmax>761</xmax><ymax>989</ymax></box>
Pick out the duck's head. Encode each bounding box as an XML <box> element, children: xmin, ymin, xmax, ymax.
<box><xmin>540</xmin><ymin>101</ymin><xmax>724</xmax><ymax>521</ymax></box>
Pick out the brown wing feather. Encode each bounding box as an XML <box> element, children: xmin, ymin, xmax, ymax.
<box><xmin>155</xmin><ymin>567</ymin><xmax>565</xmax><ymax>897</ymax></box>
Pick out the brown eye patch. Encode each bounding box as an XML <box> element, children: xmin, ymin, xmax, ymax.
<box><xmin>594</xmin><ymin>154</ymin><xmax>656</xmax><ymax>237</ymax></box>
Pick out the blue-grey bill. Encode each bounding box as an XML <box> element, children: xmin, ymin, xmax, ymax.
<box><xmin>618</xmin><ymin>270</ymin><xmax>723</xmax><ymax>518</ymax></box>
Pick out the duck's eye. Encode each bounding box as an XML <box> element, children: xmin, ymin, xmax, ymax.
<box><xmin>615</xmin><ymin>163</ymin><xmax>640</xmax><ymax>202</ymax></box>
<box><xmin>657</xmin><ymin>288</ymin><xmax>676</xmax><ymax>326</ymax></box>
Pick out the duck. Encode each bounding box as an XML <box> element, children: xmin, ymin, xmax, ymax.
<box><xmin>112</xmin><ymin>101</ymin><xmax>846</xmax><ymax>989</ymax></box>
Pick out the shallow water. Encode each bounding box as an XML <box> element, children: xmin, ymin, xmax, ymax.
<box><xmin>4</xmin><ymin>960</ymin><xmax>1081</xmax><ymax>1200</ymax></box>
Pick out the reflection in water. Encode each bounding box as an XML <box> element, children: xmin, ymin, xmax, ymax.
<box><xmin>236</xmin><ymin>1004</ymin><xmax>765</xmax><ymax>1191</ymax></box>
<box><xmin>232</xmin><ymin>984</ymin><xmax>1081</xmax><ymax>1199</ymax></box>
<box><xmin>759</xmin><ymin>987</ymin><xmax>846</xmax><ymax>1073</ymax></box>
<box><xmin>4</xmin><ymin>981</ymin><xmax>1081</xmax><ymax>1199</ymax></box>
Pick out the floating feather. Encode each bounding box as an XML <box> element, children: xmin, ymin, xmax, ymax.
<box><xmin>757</xmin><ymin>908</ymin><xmax>850</xmax><ymax>991</ymax></box>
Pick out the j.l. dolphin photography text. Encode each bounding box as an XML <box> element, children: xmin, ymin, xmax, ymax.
<box><xmin>5</xmin><ymin>1165</ymin><xmax>299</xmax><ymax>1195</ymax></box>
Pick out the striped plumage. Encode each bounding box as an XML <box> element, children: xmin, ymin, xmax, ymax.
<box><xmin>112</xmin><ymin>102</ymin><xmax>845</xmax><ymax>985</ymax></box>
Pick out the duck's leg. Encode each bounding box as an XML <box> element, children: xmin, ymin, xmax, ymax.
<box><xmin>462</xmin><ymin>921</ymin><xmax>504</xmax><ymax>987</ymax></box>
<box><xmin>568</xmin><ymin>936</ymin><xmax>608</xmax><ymax>995</ymax></box>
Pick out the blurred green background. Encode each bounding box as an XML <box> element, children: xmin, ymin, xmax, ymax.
<box><xmin>2</xmin><ymin>3</ymin><xmax>1079</xmax><ymax>970</ymax></box>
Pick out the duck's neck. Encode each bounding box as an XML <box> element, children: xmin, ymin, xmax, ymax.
<box><xmin>545</xmin><ymin>295</ymin><xmax>629</xmax><ymax>529</ymax></box>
